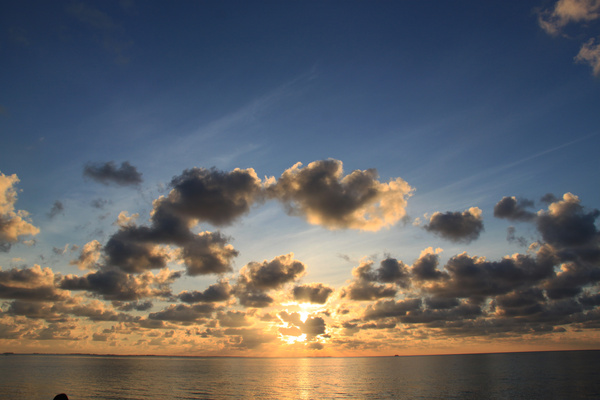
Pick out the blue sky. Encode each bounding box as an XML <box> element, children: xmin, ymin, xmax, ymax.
<box><xmin>0</xmin><ymin>0</ymin><xmax>599</xmax><ymax>356</ymax></box>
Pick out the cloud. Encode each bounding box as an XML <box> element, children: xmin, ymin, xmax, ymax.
<box><xmin>100</xmin><ymin>166</ymin><xmax>266</xmax><ymax>277</ymax></box>
<box><xmin>292</xmin><ymin>283</ymin><xmax>334</xmax><ymax>304</ymax></box>
<box><xmin>157</xmin><ymin>167</ymin><xmax>264</xmax><ymax>227</ymax></box>
<box><xmin>223</xmin><ymin>327</ymin><xmax>278</xmax><ymax>349</ymax></box>
<box><xmin>279</xmin><ymin>311</ymin><xmax>327</xmax><ymax>337</ymax></box>
<box><xmin>267</xmin><ymin>159</ymin><xmax>413</xmax><ymax>231</ymax></box>
<box><xmin>536</xmin><ymin>193</ymin><xmax>599</xmax><ymax>248</ymax></box>
<box><xmin>91</xmin><ymin>198</ymin><xmax>109</xmax><ymax>209</ymax></box>
<box><xmin>340</xmin><ymin>258</ymin><xmax>410</xmax><ymax>301</ymax></box>
<box><xmin>538</xmin><ymin>0</ymin><xmax>600</xmax><ymax>35</ymax></box>
<box><xmin>493</xmin><ymin>196</ymin><xmax>536</xmax><ymax>222</ymax></box>
<box><xmin>83</xmin><ymin>161</ymin><xmax>143</xmax><ymax>186</ymax></box>
<box><xmin>0</xmin><ymin>265</ymin><xmax>66</xmax><ymax>301</ymax></box>
<box><xmin>69</xmin><ymin>240</ymin><xmax>102</xmax><ymax>270</ymax></box>
<box><xmin>217</xmin><ymin>310</ymin><xmax>252</xmax><ymax>328</ymax></box>
<box><xmin>362</xmin><ymin>298</ymin><xmax>422</xmax><ymax>321</ymax></box>
<box><xmin>115</xmin><ymin>211</ymin><xmax>139</xmax><ymax>228</ymax></box>
<box><xmin>425</xmin><ymin>251</ymin><xmax>556</xmax><ymax>300</ymax></box>
<box><xmin>0</xmin><ymin>172</ymin><xmax>39</xmax><ymax>251</ymax></box>
<box><xmin>104</xmin><ymin>228</ymin><xmax>171</xmax><ymax>273</ymax></box>
<box><xmin>235</xmin><ymin>253</ymin><xmax>306</xmax><ymax>307</ymax></box>
<box><xmin>506</xmin><ymin>226</ymin><xmax>529</xmax><ymax>247</ymax></box>
<box><xmin>60</xmin><ymin>268</ymin><xmax>180</xmax><ymax>301</ymax></box>
<box><xmin>178</xmin><ymin>280</ymin><xmax>232</xmax><ymax>304</ymax></box>
<box><xmin>411</xmin><ymin>248</ymin><xmax>446</xmax><ymax>281</ymax></box>
<box><xmin>538</xmin><ymin>0</ymin><xmax>600</xmax><ymax>76</ymax></box>
<box><xmin>575</xmin><ymin>37</ymin><xmax>600</xmax><ymax>75</ymax></box>
<box><xmin>47</xmin><ymin>201</ymin><xmax>64</xmax><ymax>219</ymax></box>
<box><xmin>178</xmin><ymin>232</ymin><xmax>239</xmax><ymax>276</ymax></box>
<box><xmin>423</xmin><ymin>207</ymin><xmax>484</xmax><ymax>243</ymax></box>
<box><xmin>148</xmin><ymin>303</ymin><xmax>214</xmax><ymax>323</ymax></box>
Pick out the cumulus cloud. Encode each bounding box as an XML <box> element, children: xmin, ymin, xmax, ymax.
<box><xmin>411</xmin><ymin>248</ymin><xmax>446</xmax><ymax>281</ymax></box>
<box><xmin>217</xmin><ymin>310</ymin><xmax>252</xmax><ymax>328</ymax></box>
<box><xmin>267</xmin><ymin>159</ymin><xmax>413</xmax><ymax>231</ymax></box>
<box><xmin>424</xmin><ymin>207</ymin><xmax>484</xmax><ymax>243</ymax></box>
<box><xmin>575</xmin><ymin>37</ymin><xmax>600</xmax><ymax>75</ymax></box>
<box><xmin>158</xmin><ymin>167</ymin><xmax>264</xmax><ymax>227</ymax></box>
<box><xmin>115</xmin><ymin>211</ymin><xmax>139</xmax><ymax>228</ymax></box>
<box><xmin>0</xmin><ymin>172</ymin><xmax>39</xmax><ymax>251</ymax></box>
<box><xmin>425</xmin><ymin>251</ymin><xmax>556</xmax><ymax>300</ymax></box>
<box><xmin>293</xmin><ymin>283</ymin><xmax>334</xmax><ymax>304</ymax></box>
<box><xmin>178</xmin><ymin>232</ymin><xmax>238</xmax><ymax>276</ymax></box>
<box><xmin>494</xmin><ymin>196</ymin><xmax>536</xmax><ymax>222</ymax></box>
<box><xmin>235</xmin><ymin>253</ymin><xmax>306</xmax><ymax>307</ymax></box>
<box><xmin>178</xmin><ymin>280</ymin><xmax>232</xmax><ymax>304</ymax></box>
<box><xmin>149</xmin><ymin>303</ymin><xmax>215</xmax><ymax>323</ymax></box>
<box><xmin>70</xmin><ymin>240</ymin><xmax>102</xmax><ymax>270</ymax></box>
<box><xmin>0</xmin><ymin>265</ymin><xmax>66</xmax><ymax>301</ymax></box>
<box><xmin>536</xmin><ymin>192</ymin><xmax>599</xmax><ymax>248</ymax></box>
<box><xmin>83</xmin><ymin>161</ymin><xmax>143</xmax><ymax>186</ymax></box>
<box><xmin>538</xmin><ymin>0</ymin><xmax>600</xmax><ymax>35</ymax></box>
<box><xmin>60</xmin><ymin>268</ymin><xmax>180</xmax><ymax>301</ymax></box>
<box><xmin>100</xmin><ymin>166</ymin><xmax>266</xmax><ymax>277</ymax></box>
<box><xmin>279</xmin><ymin>311</ymin><xmax>327</xmax><ymax>337</ymax></box>
<box><xmin>340</xmin><ymin>258</ymin><xmax>410</xmax><ymax>301</ymax></box>
<box><xmin>539</xmin><ymin>0</ymin><xmax>600</xmax><ymax>76</ymax></box>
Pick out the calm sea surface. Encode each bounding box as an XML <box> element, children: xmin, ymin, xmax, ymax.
<box><xmin>0</xmin><ymin>351</ymin><xmax>598</xmax><ymax>400</ymax></box>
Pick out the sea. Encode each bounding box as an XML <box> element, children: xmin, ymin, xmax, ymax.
<box><xmin>1</xmin><ymin>350</ymin><xmax>598</xmax><ymax>400</ymax></box>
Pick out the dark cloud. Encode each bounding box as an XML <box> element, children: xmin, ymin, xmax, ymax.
<box><xmin>148</xmin><ymin>303</ymin><xmax>214</xmax><ymax>323</ymax></box>
<box><xmin>47</xmin><ymin>201</ymin><xmax>64</xmax><ymax>219</ymax></box>
<box><xmin>235</xmin><ymin>254</ymin><xmax>306</xmax><ymax>307</ymax></box>
<box><xmin>340</xmin><ymin>258</ymin><xmax>410</xmax><ymax>301</ymax></box>
<box><xmin>7</xmin><ymin>300</ymin><xmax>62</xmax><ymax>320</ymax></box>
<box><xmin>101</xmin><ymin>166</ymin><xmax>261</xmax><ymax>276</ymax></box>
<box><xmin>60</xmin><ymin>268</ymin><xmax>179</xmax><ymax>301</ymax></box>
<box><xmin>217</xmin><ymin>310</ymin><xmax>252</xmax><ymax>328</ymax></box>
<box><xmin>536</xmin><ymin>193</ymin><xmax>599</xmax><ymax>248</ymax></box>
<box><xmin>426</xmin><ymin>251</ymin><xmax>556</xmax><ymax>300</ymax></box>
<box><xmin>161</xmin><ymin>167</ymin><xmax>263</xmax><ymax>227</ymax></box>
<box><xmin>113</xmin><ymin>300</ymin><xmax>153</xmax><ymax>312</ymax></box>
<box><xmin>83</xmin><ymin>161</ymin><xmax>143</xmax><ymax>186</ymax></box>
<box><xmin>493</xmin><ymin>196</ymin><xmax>536</xmax><ymax>222</ymax></box>
<box><xmin>179</xmin><ymin>233</ymin><xmax>238</xmax><ymax>276</ymax></box>
<box><xmin>267</xmin><ymin>159</ymin><xmax>413</xmax><ymax>231</ymax></box>
<box><xmin>363</xmin><ymin>298</ymin><xmax>422</xmax><ymax>320</ymax></box>
<box><xmin>178</xmin><ymin>280</ymin><xmax>232</xmax><ymax>304</ymax></box>
<box><xmin>104</xmin><ymin>228</ymin><xmax>170</xmax><ymax>273</ymax></box>
<box><xmin>0</xmin><ymin>265</ymin><xmax>65</xmax><ymax>301</ymax></box>
<box><xmin>411</xmin><ymin>250</ymin><xmax>446</xmax><ymax>281</ymax></box>
<box><xmin>279</xmin><ymin>311</ymin><xmax>327</xmax><ymax>337</ymax></box>
<box><xmin>492</xmin><ymin>288</ymin><xmax>546</xmax><ymax>317</ymax></box>
<box><xmin>424</xmin><ymin>207</ymin><xmax>484</xmax><ymax>243</ymax></box>
<box><xmin>237</xmin><ymin>254</ymin><xmax>305</xmax><ymax>291</ymax></box>
<box><xmin>293</xmin><ymin>283</ymin><xmax>333</xmax><ymax>304</ymax></box>
<box><xmin>544</xmin><ymin>260</ymin><xmax>600</xmax><ymax>300</ymax></box>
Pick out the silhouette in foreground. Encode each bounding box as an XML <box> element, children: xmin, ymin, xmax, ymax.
<box><xmin>53</xmin><ymin>394</ymin><xmax>68</xmax><ymax>400</ymax></box>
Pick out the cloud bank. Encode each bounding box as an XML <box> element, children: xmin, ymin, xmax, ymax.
<box><xmin>1</xmin><ymin>161</ymin><xmax>599</xmax><ymax>356</ymax></box>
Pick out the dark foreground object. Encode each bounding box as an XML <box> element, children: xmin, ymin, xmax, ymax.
<box><xmin>53</xmin><ymin>394</ymin><xmax>68</xmax><ymax>400</ymax></box>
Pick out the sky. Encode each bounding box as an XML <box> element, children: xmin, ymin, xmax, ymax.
<box><xmin>0</xmin><ymin>0</ymin><xmax>599</xmax><ymax>357</ymax></box>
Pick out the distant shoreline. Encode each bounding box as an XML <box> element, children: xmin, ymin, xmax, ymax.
<box><xmin>2</xmin><ymin>348</ymin><xmax>598</xmax><ymax>359</ymax></box>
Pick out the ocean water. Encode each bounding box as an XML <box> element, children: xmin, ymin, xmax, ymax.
<box><xmin>1</xmin><ymin>351</ymin><xmax>598</xmax><ymax>400</ymax></box>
